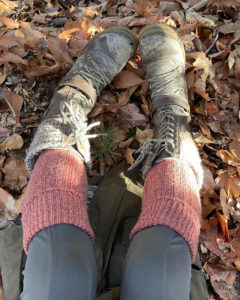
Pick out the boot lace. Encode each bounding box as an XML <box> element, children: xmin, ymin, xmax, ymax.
<box><xmin>79</xmin><ymin>54</ymin><xmax>112</xmax><ymax>96</ymax></box>
<box><xmin>60</xmin><ymin>98</ymin><xmax>101</xmax><ymax>147</ymax></box>
<box><xmin>129</xmin><ymin>106</ymin><xmax>175</xmax><ymax>170</ymax></box>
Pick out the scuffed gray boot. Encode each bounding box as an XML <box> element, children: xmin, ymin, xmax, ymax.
<box><xmin>130</xmin><ymin>24</ymin><xmax>203</xmax><ymax>186</ymax></box>
<box><xmin>26</xmin><ymin>27</ymin><xmax>138</xmax><ymax>173</ymax></box>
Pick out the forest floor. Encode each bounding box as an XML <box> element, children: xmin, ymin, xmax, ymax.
<box><xmin>0</xmin><ymin>0</ymin><xmax>240</xmax><ymax>299</ymax></box>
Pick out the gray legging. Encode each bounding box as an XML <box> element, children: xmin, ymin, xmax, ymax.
<box><xmin>21</xmin><ymin>223</ymin><xmax>191</xmax><ymax>300</ymax></box>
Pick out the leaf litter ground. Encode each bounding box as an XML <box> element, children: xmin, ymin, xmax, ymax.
<box><xmin>0</xmin><ymin>0</ymin><xmax>240</xmax><ymax>299</ymax></box>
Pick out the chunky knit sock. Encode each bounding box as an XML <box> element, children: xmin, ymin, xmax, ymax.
<box><xmin>130</xmin><ymin>159</ymin><xmax>201</xmax><ymax>262</ymax></box>
<box><xmin>22</xmin><ymin>149</ymin><xmax>93</xmax><ymax>254</ymax></box>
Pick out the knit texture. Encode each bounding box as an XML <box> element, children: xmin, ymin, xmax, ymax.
<box><xmin>25</xmin><ymin>118</ymin><xmax>90</xmax><ymax>175</ymax></box>
<box><xmin>22</xmin><ymin>149</ymin><xmax>93</xmax><ymax>254</ymax></box>
<box><xmin>130</xmin><ymin>159</ymin><xmax>201</xmax><ymax>262</ymax></box>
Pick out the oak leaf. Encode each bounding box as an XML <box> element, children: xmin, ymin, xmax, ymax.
<box><xmin>118</xmin><ymin>103</ymin><xmax>148</xmax><ymax>128</ymax></box>
<box><xmin>0</xmin><ymin>134</ymin><xmax>23</xmax><ymax>152</ymax></box>
<box><xmin>113</xmin><ymin>70</ymin><xmax>144</xmax><ymax>89</ymax></box>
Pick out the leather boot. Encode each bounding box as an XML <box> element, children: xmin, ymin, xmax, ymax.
<box><xmin>130</xmin><ymin>24</ymin><xmax>203</xmax><ymax>186</ymax></box>
<box><xmin>26</xmin><ymin>27</ymin><xmax>138</xmax><ymax>173</ymax></box>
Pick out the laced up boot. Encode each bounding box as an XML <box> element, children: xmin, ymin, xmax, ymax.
<box><xmin>130</xmin><ymin>24</ymin><xmax>202</xmax><ymax>186</ymax></box>
<box><xmin>26</xmin><ymin>27</ymin><xmax>138</xmax><ymax>173</ymax></box>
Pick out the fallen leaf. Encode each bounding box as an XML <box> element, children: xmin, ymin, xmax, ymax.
<box><xmin>2</xmin><ymin>159</ymin><xmax>29</xmax><ymax>192</ymax></box>
<box><xmin>207</xmin><ymin>121</ymin><xmax>224</xmax><ymax>134</ymax></box>
<box><xmin>113</xmin><ymin>70</ymin><xmax>144</xmax><ymax>89</ymax></box>
<box><xmin>218</xmin><ymin>150</ymin><xmax>240</xmax><ymax>166</ymax></box>
<box><xmin>0</xmin><ymin>52</ymin><xmax>27</xmax><ymax>65</ymax></box>
<box><xmin>32</xmin><ymin>13</ymin><xmax>46</xmax><ymax>24</ymax></box>
<box><xmin>189</xmin><ymin>51</ymin><xmax>215</xmax><ymax>85</ymax></box>
<box><xmin>133</xmin><ymin>0</ymin><xmax>157</xmax><ymax>16</ymax></box>
<box><xmin>118</xmin><ymin>103</ymin><xmax>148</xmax><ymax>128</ymax></box>
<box><xmin>204</xmin><ymin>263</ymin><xmax>236</xmax><ymax>285</ymax></box>
<box><xmin>15</xmin><ymin>185</ymin><xmax>27</xmax><ymax>214</ymax></box>
<box><xmin>0</xmin><ymin>187</ymin><xmax>15</xmax><ymax>211</ymax></box>
<box><xmin>119</xmin><ymin>85</ymin><xmax>138</xmax><ymax>106</ymax></box>
<box><xmin>125</xmin><ymin>148</ymin><xmax>135</xmax><ymax>165</ymax></box>
<box><xmin>0</xmin><ymin>16</ymin><xmax>19</xmax><ymax>29</ymax></box>
<box><xmin>3</xmin><ymin>90</ymin><xmax>23</xmax><ymax>122</ymax></box>
<box><xmin>0</xmin><ymin>36</ymin><xmax>17</xmax><ymax>51</ymax></box>
<box><xmin>119</xmin><ymin>137</ymin><xmax>134</xmax><ymax>149</ymax></box>
<box><xmin>88</xmin><ymin>103</ymin><xmax>105</xmax><ymax>118</ymax></box>
<box><xmin>218</xmin><ymin>22</ymin><xmax>239</xmax><ymax>34</ymax></box>
<box><xmin>47</xmin><ymin>36</ymin><xmax>73</xmax><ymax>64</ymax></box>
<box><xmin>229</xmin><ymin>140</ymin><xmax>240</xmax><ymax>161</ymax></box>
<box><xmin>0</xmin><ymin>133</ymin><xmax>23</xmax><ymax>151</ymax></box>
<box><xmin>226</xmin><ymin>176</ymin><xmax>240</xmax><ymax>198</ymax></box>
<box><xmin>217</xmin><ymin>211</ymin><xmax>229</xmax><ymax>241</ymax></box>
<box><xmin>135</xmin><ymin>128</ymin><xmax>153</xmax><ymax>144</ymax></box>
<box><xmin>202</xmin><ymin>164</ymin><xmax>215</xmax><ymax>192</ymax></box>
<box><xmin>25</xmin><ymin>63</ymin><xmax>60</xmax><ymax>78</ymax></box>
<box><xmin>220</xmin><ymin>188</ymin><xmax>230</xmax><ymax>219</ymax></box>
<box><xmin>0</xmin><ymin>65</ymin><xmax>7</xmax><ymax>85</ymax></box>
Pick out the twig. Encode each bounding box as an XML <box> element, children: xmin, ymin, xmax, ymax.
<box><xmin>187</xmin><ymin>0</ymin><xmax>209</xmax><ymax>12</ymax></box>
<box><xmin>205</xmin><ymin>30</ymin><xmax>219</xmax><ymax>54</ymax></box>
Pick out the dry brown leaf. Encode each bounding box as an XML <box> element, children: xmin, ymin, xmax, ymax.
<box><xmin>0</xmin><ymin>36</ymin><xmax>17</xmax><ymax>51</ymax></box>
<box><xmin>0</xmin><ymin>272</ymin><xmax>4</xmax><ymax>300</ymax></box>
<box><xmin>113</xmin><ymin>70</ymin><xmax>144</xmax><ymax>89</ymax></box>
<box><xmin>190</xmin><ymin>51</ymin><xmax>215</xmax><ymax>85</ymax></box>
<box><xmin>119</xmin><ymin>137</ymin><xmax>134</xmax><ymax>149</ymax></box>
<box><xmin>119</xmin><ymin>86</ymin><xmax>138</xmax><ymax>106</ymax></box>
<box><xmin>47</xmin><ymin>36</ymin><xmax>73</xmax><ymax>64</ymax></box>
<box><xmin>15</xmin><ymin>185</ymin><xmax>27</xmax><ymax>214</ymax></box>
<box><xmin>88</xmin><ymin>103</ymin><xmax>105</xmax><ymax>118</ymax></box>
<box><xmin>0</xmin><ymin>187</ymin><xmax>15</xmax><ymax>211</ymax></box>
<box><xmin>200</xmin><ymin>217</ymin><xmax>223</xmax><ymax>257</ymax></box>
<box><xmin>0</xmin><ymin>0</ymin><xmax>18</xmax><ymax>8</ymax></box>
<box><xmin>2</xmin><ymin>159</ymin><xmax>29</xmax><ymax>191</ymax></box>
<box><xmin>217</xmin><ymin>211</ymin><xmax>229</xmax><ymax>240</ymax></box>
<box><xmin>202</xmin><ymin>164</ymin><xmax>215</xmax><ymax>192</ymax></box>
<box><xmin>230</xmin><ymin>140</ymin><xmax>240</xmax><ymax>161</ymax></box>
<box><xmin>125</xmin><ymin>148</ymin><xmax>135</xmax><ymax>165</ymax></box>
<box><xmin>207</xmin><ymin>121</ymin><xmax>224</xmax><ymax>134</ymax></box>
<box><xmin>0</xmin><ymin>65</ymin><xmax>7</xmax><ymax>85</ymax></box>
<box><xmin>0</xmin><ymin>133</ymin><xmax>23</xmax><ymax>152</ymax></box>
<box><xmin>218</xmin><ymin>22</ymin><xmax>239</xmax><ymax>34</ymax></box>
<box><xmin>3</xmin><ymin>90</ymin><xmax>23</xmax><ymax>122</ymax></box>
<box><xmin>32</xmin><ymin>13</ymin><xmax>46</xmax><ymax>24</ymax></box>
<box><xmin>218</xmin><ymin>150</ymin><xmax>240</xmax><ymax>166</ymax></box>
<box><xmin>26</xmin><ymin>63</ymin><xmax>60</xmax><ymax>78</ymax></box>
<box><xmin>204</xmin><ymin>263</ymin><xmax>236</xmax><ymax>285</ymax></box>
<box><xmin>133</xmin><ymin>0</ymin><xmax>157</xmax><ymax>16</ymax></box>
<box><xmin>0</xmin><ymin>16</ymin><xmax>19</xmax><ymax>29</ymax></box>
<box><xmin>226</xmin><ymin>176</ymin><xmax>240</xmax><ymax>198</ymax></box>
<box><xmin>135</xmin><ymin>128</ymin><xmax>153</xmax><ymax>144</ymax></box>
<box><xmin>0</xmin><ymin>52</ymin><xmax>27</xmax><ymax>65</ymax></box>
<box><xmin>220</xmin><ymin>188</ymin><xmax>230</xmax><ymax>218</ymax></box>
<box><xmin>118</xmin><ymin>103</ymin><xmax>148</xmax><ymax>129</ymax></box>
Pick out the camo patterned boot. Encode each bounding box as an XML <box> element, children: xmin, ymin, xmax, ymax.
<box><xmin>26</xmin><ymin>27</ymin><xmax>138</xmax><ymax>173</ymax></box>
<box><xmin>131</xmin><ymin>24</ymin><xmax>203</xmax><ymax>187</ymax></box>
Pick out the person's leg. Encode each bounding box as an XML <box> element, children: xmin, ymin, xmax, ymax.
<box><xmin>21</xmin><ymin>27</ymin><xmax>138</xmax><ymax>300</ymax></box>
<box><xmin>121</xmin><ymin>24</ymin><xmax>203</xmax><ymax>300</ymax></box>
<box><xmin>121</xmin><ymin>160</ymin><xmax>200</xmax><ymax>300</ymax></box>
<box><xmin>121</xmin><ymin>226</ymin><xmax>191</xmax><ymax>299</ymax></box>
<box><xmin>21</xmin><ymin>149</ymin><xmax>97</xmax><ymax>300</ymax></box>
<box><xmin>21</xmin><ymin>224</ymin><xmax>97</xmax><ymax>300</ymax></box>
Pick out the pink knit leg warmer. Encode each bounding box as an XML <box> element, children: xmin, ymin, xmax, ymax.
<box><xmin>22</xmin><ymin>149</ymin><xmax>93</xmax><ymax>254</ymax></box>
<box><xmin>130</xmin><ymin>159</ymin><xmax>201</xmax><ymax>262</ymax></box>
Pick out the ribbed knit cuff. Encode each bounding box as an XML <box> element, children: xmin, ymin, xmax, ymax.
<box><xmin>130</xmin><ymin>159</ymin><xmax>201</xmax><ymax>262</ymax></box>
<box><xmin>22</xmin><ymin>149</ymin><xmax>93</xmax><ymax>254</ymax></box>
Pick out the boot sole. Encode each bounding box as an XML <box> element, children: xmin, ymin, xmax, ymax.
<box><xmin>82</xmin><ymin>26</ymin><xmax>139</xmax><ymax>53</ymax></box>
<box><xmin>138</xmin><ymin>24</ymin><xmax>185</xmax><ymax>57</ymax></box>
